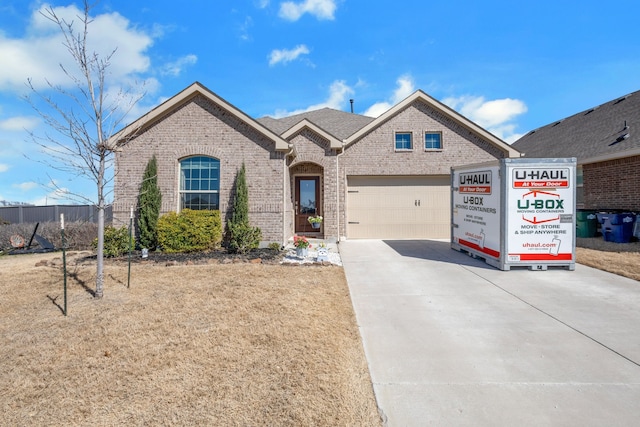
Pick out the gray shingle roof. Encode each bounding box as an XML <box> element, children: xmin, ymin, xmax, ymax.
<box><xmin>512</xmin><ymin>90</ymin><xmax>640</xmax><ymax>163</ymax></box>
<box><xmin>257</xmin><ymin>108</ymin><xmax>375</xmax><ymax>140</ymax></box>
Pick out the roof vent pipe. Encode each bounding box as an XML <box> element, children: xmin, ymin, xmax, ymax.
<box><xmin>350</xmin><ymin>99</ymin><xmax>354</xmax><ymax>113</ymax></box>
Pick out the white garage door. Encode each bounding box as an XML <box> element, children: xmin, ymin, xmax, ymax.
<box><xmin>346</xmin><ymin>176</ymin><xmax>451</xmax><ymax>239</ymax></box>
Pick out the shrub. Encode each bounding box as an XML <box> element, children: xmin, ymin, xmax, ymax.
<box><xmin>138</xmin><ymin>155</ymin><xmax>162</xmax><ymax>250</ymax></box>
<box><xmin>227</xmin><ymin>222</ymin><xmax>262</xmax><ymax>254</ymax></box>
<box><xmin>268</xmin><ymin>242</ymin><xmax>282</xmax><ymax>251</ymax></box>
<box><xmin>157</xmin><ymin>209</ymin><xmax>222</xmax><ymax>253</ymax></box>
<box><xmin>227</xmin><ymin>163</ymin><xmax>262</xmax><ymax>253</ymax></box>
<box><xmin>92</xmin><ymin>225</ymin><xmax>133</xmax><ymax>257</ymax></box>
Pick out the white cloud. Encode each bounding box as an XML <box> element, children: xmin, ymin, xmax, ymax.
<box><xmin>0</xmin><ymin>116</ymin><xmax>40</xmax><ymax>131</ymax></box>
<box><xmin>0</xmin><ymin>4</ymin><xmax>154</xmax><ymax>92</ymax></box>
<box><xmin>0</xmin><ymin>164</ymin><xmax>9</xmax><ymax>173</ymax></box>
<box><xmin>363</xmin><ymin>75</ymin><xmax>415</xmax><ymax>117</ymax></box>
<box><xmin>279</xmin><ymin>0</ymin><xmax>337</xmax><ymax>21</ymax></box>
<box><xmin>257</xmin><ymin>0</ymin><xmax>270</xmax><ymax>8</ymax></box>
<box><xmin>268</xmin><ymin>45</ymin><xmax>310</xmax><ymax>66</ymax></box>
<box><xmin>271</xmin><ymin>80</ymin><xmax>353</xmax><ymax>117</ymax></box>
<box><xmin>239</xmin><ymin>16</ymin><xmax>254</xmax><ymax>41</ymax></box>
<box><xmin>30</xmin><ymin>186</ymin><xmax>72</xmax><ymax>206</ymax></box>
<box><xmin>160</xmin><ymin>54</ymin><xmax>198</xmax><ymax>76</ymax></box>
<box><xmin>13</xmin><ymin>181</ymin><xmax>38</xmax><ymax>191</ymax></box>
<box><xmin>443</xmin><ymin>95</ymin><xmax>527</xmax><ymax>142</ymax></box>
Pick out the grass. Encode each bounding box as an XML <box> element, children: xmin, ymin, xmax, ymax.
<box><xmin>0</xmin><ymin>252</ymin><xmax>382</xmax><ymax>426</ymax></box>
<box><xmin>1</xmin><ymin>237</ymin><xmax>637</xmax><ymax>425</ymax></box>
<box><xmin>576</xmin><ymin>237</ymin><xmax>640</xmax><ymax>281</ymax></box>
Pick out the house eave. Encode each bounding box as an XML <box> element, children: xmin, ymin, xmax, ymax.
<box><xmin>579</xmin><ymin>147</ymin><xmax>640</xmax><ymax>165</ymax></box>
<box><xmin>281</xmin><ymin>119</ymin><xmax>343</xmax><ymax>149</ymax></box>
<box><xmin>344</xmin><ymin>90</ymin><xmax>522</xmax><ymax>158</ymax></box>
<box><xmin>109</xmin><ymin>81</ymin><xmax>290</xmax><ymax>151</ymax></box>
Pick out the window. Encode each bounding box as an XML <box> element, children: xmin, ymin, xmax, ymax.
<box><xmin>424</xmin><ymin>132</ymin><xmax>442</xmax><ymax>150</ymax></box>
<box><xmin>395</xmin><ymin>132</ymin><xmax>413</xmax><ymax>150</ymax></box>
<box><xmin>180</xmin><ymin>156</ymin><xmax>220</xmax><ymax>210</ymax></box>
<box><xmin>576</xmin><ymin>166</ymin><xmax>584</xmax><ymax>208</ymax></box>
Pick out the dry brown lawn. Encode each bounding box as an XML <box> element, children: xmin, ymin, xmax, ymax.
<box><xmin>0</xmin><ymin>252</ymin><xmax>382</xmax><ymax>426</ymax></box>
<box><xmin>2</xmin><ymin>238</ymin><xmax>637</xmax><ymax>426</ymax></box>
<box><xmin>576</xmin><ymin>237</ymin><xmax>640</xmax><ymax>281</ymax></box>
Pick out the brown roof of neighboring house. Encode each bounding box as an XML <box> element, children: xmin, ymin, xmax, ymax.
<box><xmin>512</xmin><ymin>90</ymin><xmax>640</xmax><ymax>164</ymax></box>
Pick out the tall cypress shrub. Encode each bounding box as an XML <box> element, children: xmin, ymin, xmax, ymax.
<box><xmin>227</xmin><ymin>163</ymin><xmax>261</xmax><ymax>253</ymax></box>
<box><xmin>138</xmin><ymin>155</ymin><xmax>162</xmax><ymax>249</ymax></box>
<box><xmin>232</xmin><ymin>163</ymin><xmax>249</xmax><ymax>224</ymax></box>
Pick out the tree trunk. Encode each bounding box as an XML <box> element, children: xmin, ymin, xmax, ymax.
<box><xmin>95</xmin><ymin>203</ymin><xmax>104</xmax><ymax>298</ymax></box>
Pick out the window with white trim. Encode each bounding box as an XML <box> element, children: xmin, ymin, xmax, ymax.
<box><xmin>395</xmin><ymin>132</ymin><xmax>413</xmax><ymax>150</ymax></box>
<box><xmin>424</xmin><ymin>132</ymin><xmax>442</xmax><ymax>150</ymax></box>
<box><xmin>179</xmin><ymin>156</ymin><xmax>220</xmax><ymax>210</ymax></box>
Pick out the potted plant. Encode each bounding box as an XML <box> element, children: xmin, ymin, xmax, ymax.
<box><xmin>308</xmin><ymin>215</ymin><xmax>323</xmax><ymax>229</ymax></box>
<box><xmin>293</xmin><ymin>235</ymin><xmax>311</xmax><ymax>257</ymax></box>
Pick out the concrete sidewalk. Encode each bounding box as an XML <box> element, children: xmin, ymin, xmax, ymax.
<box><xmin>340</xmin><ymin>239</ymin><xmax>640</xmax><ymax>426</ymax></box>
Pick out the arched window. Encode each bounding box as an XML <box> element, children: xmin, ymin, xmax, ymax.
<box><xmin>179</xmin><ymin>156</ymin><xmax>220</xmax><ymax>210</ymax></box>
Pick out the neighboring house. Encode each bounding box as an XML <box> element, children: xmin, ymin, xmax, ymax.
<box><xmin>513</xmin><ymin>90</ymin><xmax>639</xmax><ymax>211</ymax></box>
<box><xmin>111</xmin><ymin>82</ymin><xmax>520</xmax><ymax>244</ymax></box>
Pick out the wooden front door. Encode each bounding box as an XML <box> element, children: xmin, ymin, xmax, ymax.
<box><xmin>295</xmin><ymin>176</ymin><xmax>320</xmax><ymax>234</ymax></box>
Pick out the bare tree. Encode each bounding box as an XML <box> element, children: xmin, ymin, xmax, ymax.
<box><xmin>26</xmin><ymin>1</ymin><xmax>144</xmax><ymax>298</ymax></box>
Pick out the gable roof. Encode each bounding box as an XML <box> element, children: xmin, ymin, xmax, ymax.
<box><xmin>343</xmin><ymin>90</ymin><xmax>521</xmax><ymax>157</ymax></box>
<box><xmin>280</xmin><ymin>119</ymin><xmax>343</xmax><ymax>149</ymax></box>
<box><xmin>512</xmin><ymin>90</ymin><xmax>640</xmax><ymax>164</ymax></box>
<box><xmin>110</xmin><ymin>82</ymin><xmax>290</xmax><ymax>151</ymax></box>
<box><xmin>258</xmin><ymin>108</ymin><xmax>375</xmax><ymax>141</ymax></box>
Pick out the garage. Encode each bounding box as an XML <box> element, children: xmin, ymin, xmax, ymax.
<box><xmin>346</xmin><ymin>176</ymin><xmax>451</xmax><ymax>239</ymax></box>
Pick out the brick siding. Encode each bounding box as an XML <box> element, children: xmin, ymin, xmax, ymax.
<box><xmin>338</xmin><ymin>100</ymin><xmax>505</xmax><ymax>237</ymax></box>
<box><xmin>114</xmin><ymin>91</ymin><xmax>512</xmax><ymax>243</ymax></box>
<box><xmin>287</xmin><ymin>129</ymin><xmax>339</xmax><ymax>241</ymax></box>
<box><xmin>583</xmin><ymin>155</ymin><xmax>640</xmax><ymax>211</ymax></box>
<box><xmin>114</xmin><ymin>95</ymin><xmax>285</xmax><ymax>243</ymax></box>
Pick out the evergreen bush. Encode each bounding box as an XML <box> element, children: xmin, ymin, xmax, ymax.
<box><xmin>138</xmin><ymin>155</ymin><xmax>162</xmax><ymax>249</ymax></box>
<box><xmin>157</xmin><ymin>209</ymin><xmax>222</xmax><ymax>253</ymax></box>
<box><xmin>92</xmin><ymin>225</ymin><xmax>133</xmax><ymax>257</ymax></box>
<box><xmin>227</xmin><ymin>163</ymin><xmax>262</xmax><ymax>253</ymax></box>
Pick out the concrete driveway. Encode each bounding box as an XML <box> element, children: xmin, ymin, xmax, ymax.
<box><xmin>340</xmin><ymin>239</ymin><xmax>640</xmax><ymax>426</ymax></box>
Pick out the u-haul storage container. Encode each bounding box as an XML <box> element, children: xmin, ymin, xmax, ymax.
<box><xmin>451</xmin><ymin>158</ymin><xmax>576</xmax><ymax>271</ymax></box>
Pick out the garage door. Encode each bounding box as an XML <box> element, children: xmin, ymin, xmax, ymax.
<box><xmin>346</xmin><ymin>176</ymin><xmax>451</xmax><ymax>239</ymax></box>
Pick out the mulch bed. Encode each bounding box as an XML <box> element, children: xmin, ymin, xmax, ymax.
<box><xmin>106</xmin><ymin>248</ymin><xmax>283</xmax><ymax>265</ymax></box>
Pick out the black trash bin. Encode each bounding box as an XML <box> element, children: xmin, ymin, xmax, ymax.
<box><xmin>596</xmin><ymin>212</ymin><xmax>636</xmax><ymax>243</ymax></box>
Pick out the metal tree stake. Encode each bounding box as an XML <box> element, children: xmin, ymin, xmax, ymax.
<box><xmin>61</xmin><ymin>213</ymin><xmax>67</xmax><ymax>316</ymax></box>
<box><xmin>128</xmin><ymin>207</ymin><xmax>133</xmax><ymax>288</ymax></box>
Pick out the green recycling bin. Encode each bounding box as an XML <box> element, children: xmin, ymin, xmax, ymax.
<box><xmin>576</xmin><ymin>210</ymin><xmax>598</xmax><ymax>237</ymax></box>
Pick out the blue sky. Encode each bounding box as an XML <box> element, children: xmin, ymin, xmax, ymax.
<box><xmin>1</xmin><ymin>0</ymin><xmax>639</xmax><ymax>205</ymax></box>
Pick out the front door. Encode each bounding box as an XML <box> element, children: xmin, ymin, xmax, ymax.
<box><xmin>295</xmin><ymin>176</ymin><xmax>320</xmax><ymax>234</ymax></box>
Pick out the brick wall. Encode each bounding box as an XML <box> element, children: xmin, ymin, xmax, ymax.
<box><xmin>287</xmin><ymin>129</ymin><xmax>339</xmax><ymax>241</ymax></box>
<box><xmin>114</xmin><ymin>95</ymin><xmax>285</xmax><ymax>243</ymax></box>
<box><xmin>114</xmin><ymin>91</ymin><xmax>514</xmax><ymax>243</ymax></box>
<box><xmin>583</xmin><ymin>155</ymin><xmax>640</xmax><ymax>211</ymax></box>
<box><xmin>338</xmin><ymin>99</ymin><xmax>505</xmax><ymax>237</ymax></box>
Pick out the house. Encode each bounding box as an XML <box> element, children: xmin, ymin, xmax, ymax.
<box><xmin>513</xmin><ymin>90</ymin><xmax>640</xmax><ymax>211</ymax></box>
<box><xmin>112</xmin><ymin>82</ymin><xmax>520</xmax><ymax>244</ymax></box>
